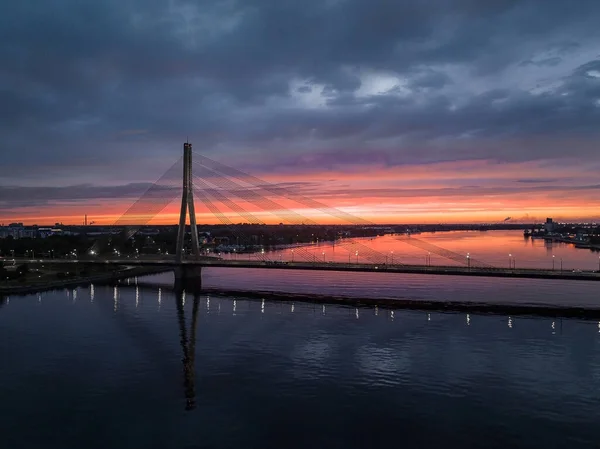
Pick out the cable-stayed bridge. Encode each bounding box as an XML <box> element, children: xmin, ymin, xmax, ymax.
<box><xmin>5</xmin><ymin>142</ymin><xmax>600</xmax><ymax>289</ymax></box>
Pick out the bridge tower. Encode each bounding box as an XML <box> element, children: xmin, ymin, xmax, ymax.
<box><xmin>176</xmin><ymin>142</ymin><xmax>201</xmax><ymax>262</ymax></box>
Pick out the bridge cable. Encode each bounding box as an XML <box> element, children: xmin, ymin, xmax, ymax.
<box><xmin>193</xmin><ymin>165</ymin><xmax>393</xmax><ymax>265</ymax></box>
<box><xmin>194</xmin><ymin>177</ymin><xmax>318</xmax><ymax>263</ymax></box>
<box><xmin>88</xmin><ymin>156</ymin><xmax>183</xmax><ymax>255</ymax></box>
<box><xmin>192</xmin><ymin>166</ymin><xmax>393</xmax><ymax>265</ymax></box>
<box><xmin>193</xmin><ymin>183</ymin><xmax>271</xmax><ymax>262</ymax></box>
<box><xmin>193</xmin><ymin>152</ymin><xmax>494</xmax><ymax>268</ymax></box>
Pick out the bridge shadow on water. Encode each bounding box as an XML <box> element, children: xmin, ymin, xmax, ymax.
<box><xmin>91</xmin><ymin>283</ymin><xmax>201</xmax><ymax>412</ymax></box>
<box><xmin>175</xmin><ymin>290</ymin><xmax>200</xmax><ymax>411</ymax></box>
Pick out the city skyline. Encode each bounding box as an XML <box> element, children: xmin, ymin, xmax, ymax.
<box><xmin>1</xmin><ymin>0</ymin><xmax>600</xmax><ymax>224</ymax></box>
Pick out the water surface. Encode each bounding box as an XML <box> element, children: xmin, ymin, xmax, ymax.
<box><xmin>1</xmin><ymin>282</ymin><xmax>600</xmax><ymax>449</ymax></box>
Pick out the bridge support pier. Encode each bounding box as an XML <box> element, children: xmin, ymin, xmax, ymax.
<box><xmin>174</xmin><ymin>266</ymin><xmax>203</xmax><ymax>293</ymax></box>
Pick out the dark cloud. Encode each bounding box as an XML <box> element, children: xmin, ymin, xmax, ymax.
<box><xmin>0</xmin><ymin>183</ymin><xmax>177</xmax><ymax>208</ymax></box>
<box><xmin>4</xmin><ymin>180</ymin><xmax>600</xmax><ymax>213</ymax></box>
<box><xmin>1</xmin><ymin>0</ymin><xmax>600</xmax><ymax>190</ymax></box>
<box><xmin>516</xmin><ymin>178</ymin><xmax>562</xmax><ymax>184</ymax></box>
<box><xmin>519</xmin><ymin>57</ymin><xmax>563</xmax><ymax>67</ymax></box>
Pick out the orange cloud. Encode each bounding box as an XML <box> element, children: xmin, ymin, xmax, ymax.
<box><xmin>3</xmin><ymin>158</ymin><xmax>600</xmax><ymax>225</ymax></box>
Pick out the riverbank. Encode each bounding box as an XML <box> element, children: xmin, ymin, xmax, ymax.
<box><xmin>0</xmin><ymin>266</ymin><xmax>170</xmax><ymax>296</ymax></box>
<box><xmin>536</xmin><ymin>235</ymin><xmax>600</xmax><ymax>250</ymax></box>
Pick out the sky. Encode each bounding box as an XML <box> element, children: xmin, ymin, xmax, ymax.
<box><xmin>1</xmin><ymin>0</ymin><xmax>600</xmax><ymax>225</ymax></box>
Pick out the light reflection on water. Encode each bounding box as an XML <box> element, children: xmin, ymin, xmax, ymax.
<box><xmin>223</xmin><ymin>230</ymin><xmax>600</xmax><ymax>271</ymax></box>
<box><xmin>197</xmin><ymin>230</ymin><xmax>600</xmax><ymax>309</ymax></box>
<box><xmin>1</xmin><ymin>284</ymin><xmax>600</xmax><ymax>448</ymax></box>
<box><xmin>167</xmin><ymin>267</ymin><xmax>600</xmax><ymax>309</ymax></box>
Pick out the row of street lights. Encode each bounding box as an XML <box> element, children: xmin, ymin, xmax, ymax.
<box><xmin>552</xmin><ymin>255</ymin><xmax>563</xmax><ymax>271</ymax></box>
<box><xmin>274</xmin><ymin>248</ymin><xmax>600</xmax><ymax>272</ymax></box>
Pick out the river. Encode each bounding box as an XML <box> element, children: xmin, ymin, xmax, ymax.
<box><xmin>1</xmin><ymin>230</ymin><xmax>600</xmax><ymax>448</ymax></box>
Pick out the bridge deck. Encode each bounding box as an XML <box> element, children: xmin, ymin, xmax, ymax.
<box><xmin>4</xmin><ymin>258</ymin><xmax>600</xmax><ymax>282</ymax></box>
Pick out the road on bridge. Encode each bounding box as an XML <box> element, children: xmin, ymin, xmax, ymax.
<box><xmin>4</xmin><ymin>257</ymin><xmax>600</xmax><ymax>282</ymax></box>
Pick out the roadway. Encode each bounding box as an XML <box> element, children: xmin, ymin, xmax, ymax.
<box><xmin>4</xmin><ymin>257</ymin><xmax>600</xmax><ymax>281</ymax></box>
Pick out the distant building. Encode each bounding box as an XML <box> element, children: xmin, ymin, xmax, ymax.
<box><xmin>544</xmin><ymin>218</ymin><xmax>555</xmax><ymax>234</ymax></box>
<box><xmin>0</xmin><ymin>224</ymin><xmax>52</xmax><ymax>239</ymax></box>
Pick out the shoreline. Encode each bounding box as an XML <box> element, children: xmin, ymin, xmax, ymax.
<box><xmin>0</xmin><ymin>267</ymin><xmax>170</xmax><ymax>296</ymax></box>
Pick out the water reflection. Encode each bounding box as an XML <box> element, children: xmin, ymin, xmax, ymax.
<box><xmin>4</xmin><ymin>283</ymin><xmax>600</xmax><ymax>449</ymax></box>
<box><xmin>175</xmin><ymin>290</ymin><xmax>200</xmax><ymax>411</ymax></box>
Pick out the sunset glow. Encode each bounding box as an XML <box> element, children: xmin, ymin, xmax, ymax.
<box><xmin>1</xmin><ymin>1</ymin><xmax>599</xmax><ymax>226</ymax></box>
<box><xmin>4</xmin><ymin>157</ymin><xmax>600</xmax><ymax>225</ymax></box>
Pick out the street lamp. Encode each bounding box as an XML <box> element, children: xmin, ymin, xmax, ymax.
<box><xmin>355</xmin><ymin>250</ymin><xmax>359</xmax><ymax>264</ymax></box>
<box><xmin>291</xmin><ymin>249</ymin><xmax>294</xmax><ymax>262</ymax></box>
<box><xmin>428</xmin><ymin>252</ymin><xmax>431</xmax><ymax>266</ymax></box>
<box><xmin>390</xmin><ymin>251</ymin><xmax>394</xmax><ymax>265</ymax></box>
<box><xmin>322</xmin><ymin>251</ymin><xmax>325</xmax><ymax>263</ymax></box>
<box><xmin>552</xmin><ymin>255</ymin><xmax>555</xmax><ymax>271</ymax></box>
<box><xmin>466</xmin><ymin>253</ymin><xmax>471</xmax><ymax>269</ymax></box>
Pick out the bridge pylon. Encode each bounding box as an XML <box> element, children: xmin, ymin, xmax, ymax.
<box><xmin>176</xmin><ymin>142</ymin><xmax>201</xmax><ymax>262</ymax></box>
